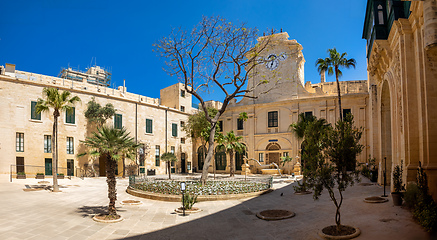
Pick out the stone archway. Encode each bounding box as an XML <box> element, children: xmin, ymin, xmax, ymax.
<box><xmin>381</xmin><ymin>81</ymin><xmax>392</xmax><ymax>184</ymax></box>
<box><xmin>266</xmin><ymin>143</ymin><xmax>281</xmax><ymax>166</ymax></box>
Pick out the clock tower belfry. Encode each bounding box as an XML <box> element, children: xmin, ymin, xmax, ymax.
<box><xmin>241</xmin><ymin>32</ymin><xmax>307</xmax><ymax>105</ymax></box>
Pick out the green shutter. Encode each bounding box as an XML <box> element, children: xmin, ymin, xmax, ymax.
<box><xmin>172</xmin><ymin>123</ymin><xmax>177</xmax><ymax>137</ymax></box>
<box><xmin>146</xmin><ymin>119</ymin><xmax>153</xmax><ymax>133</ymax></box>
<box><xmin>114</xmin><ymin>114</ymin><xmax>122</xmax><ymax>129</ymax></box>
<box><xmin>31</xmin><ymin>101</ymin><xmax>41</xmax><ymax>120</ymax></box>
<box><xmin>66</xmin><ymin>107</ymin><xmax>75</xmax><ymax>124</ymax></box>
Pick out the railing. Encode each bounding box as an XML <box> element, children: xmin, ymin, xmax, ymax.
<box><xmin>128</xmin><ymin>174</ymin><xmax>273</xmax><ymax>189</ymax></box>
<box><xmin>9</xmin><ymin>164</ymin><xmax>72</xmax><ymax>182</ymax></box>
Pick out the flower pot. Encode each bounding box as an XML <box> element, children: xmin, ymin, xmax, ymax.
<box><xmin>57</xmin><ymin>175</ymin><xmax>64</xmax><ymax>179</ymax></box>
<box><xmin>36</xmin><ymin>175</ymin><xmax>45</xmax><ymax>179</ymax></box>
<box><xmin>16</xmin><ymin>175</ymin><xmax>26</xmax><ymax>179</ymax></box>
<box><xmin>391</xmin><ymin>192</ymin><xmax>403</xmax><ymax>206</ymax></box>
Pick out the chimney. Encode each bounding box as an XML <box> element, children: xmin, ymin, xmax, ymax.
<box><xmin>321</xmin><ymin>71</ymin><xmax>326</xmax><ymax>83</ymax></box>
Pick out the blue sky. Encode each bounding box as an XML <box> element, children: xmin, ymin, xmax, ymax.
<box><xmin>0</xmin><ymin>0</ymin><xmax>368</xmax><ymax>102</ymax></box>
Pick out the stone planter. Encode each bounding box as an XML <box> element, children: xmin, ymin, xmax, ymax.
<box><xmin>16</xmin><ymin>175</ymin><xmax>26</xmax><ymax>179</ymax></box>
<box><xmin>36</xmin><ymin>175</ymin><xmax>45</xmax><ymax>179</ymax></box>
<box><xmin>57</xmin><ymin>175</ymin><xmax>64</xmax><ymax>179</ymax></box>
<box><xmin>391</xmin><ymin>192</ymin><xmax>403</xmax><ymax>206</ymax></box>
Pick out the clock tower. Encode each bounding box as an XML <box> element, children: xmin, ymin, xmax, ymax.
<box><xmin>240</xmin><ymin>32</ymin><xmax>307</xmax><ymax>105</ymax></box>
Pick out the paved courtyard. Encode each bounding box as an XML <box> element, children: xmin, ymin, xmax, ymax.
<box><xmin>0</xmin><ymin>174</ymin><xmax>432</xmax><ymax>240</ymax></box>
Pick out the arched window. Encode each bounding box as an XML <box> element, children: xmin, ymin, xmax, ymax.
<box><xmin>215</xmin><ymin>145</ymin><xmax>226</xmax><ymax>170</ymax></box>
<box><xmin>377</xmin><ymin>4</ymin><xmax>384</xmax><ymax>25</ymax></box>
<box><xmin>235</xmin><ymin>145</ymin><xmax>247</xmax><ymax>171</ymax></box>
<box><xmin>197</xmin><ymin>146</ymin><xmax>207</xmax><ymax>171</ymax></box>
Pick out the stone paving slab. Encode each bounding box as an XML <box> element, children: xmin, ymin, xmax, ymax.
<box><xmin>0</xmin><ymin>174</ymin><xmax>433</xmax><ymax>240</ymax></box>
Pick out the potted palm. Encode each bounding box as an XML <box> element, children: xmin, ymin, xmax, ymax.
<box><xmin>392</xmin><ymin>161</ymin><xmax>405</xmax><ymax>206</ymax></box>
<box><xmin>36</xmin><ymin>173</ymin><xmax>45</xmax><ymax>179</ymax></box>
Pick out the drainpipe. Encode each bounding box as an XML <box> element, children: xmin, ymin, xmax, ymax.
<box><xmin>165</xmin><ymin>107</ymin><xmax>168</xmax><ymax>174</ymax></box>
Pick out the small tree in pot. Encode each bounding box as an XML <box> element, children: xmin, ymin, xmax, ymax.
<box><xmin>392</xmin><ymin>160</ymin><xmax>405</xmax><ymax>206</ymax></box>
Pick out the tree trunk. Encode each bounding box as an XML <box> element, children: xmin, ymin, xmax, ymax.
<box><xmin>168</xmin><ymin>162</ymin><xmax>171</xmax><ymax>180</ymax></box>
<box><xmin>229</xmin><ymin>150</ymin><xmax>235</xmax><ymax>177</ymax></box>
<box><xmin>200</xmin><ymin>124</ymin><xmax>217</xmax><ymax>184</ymax></box>
<box><xmin>122</xmin><ymin>157</ymin><xmax>126</xmax><ymax>178</ymax></box>
<box><xmin>106</xmin><ymin>156</ymin><xmax>117</xmax><ymax>216</ymax></box>
<box><xmin>52</xmin><ymin>114</ymin><xmax>60</xmax><ymax>192</ymax></box>
<box><xmin>335</xmin><ymin>66</ymin><xmax>342</xmax><ymax>121</ymax></box>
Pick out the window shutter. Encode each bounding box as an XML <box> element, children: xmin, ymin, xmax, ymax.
<box><xmin>172</xmin><ymin>123</ymin><xmax>177</xmax><ymax>137</ymax></box>
<box><xmin>146</xmin><ymin>119</ymin><xmax>153</xmax><ymax>133</ymax></box>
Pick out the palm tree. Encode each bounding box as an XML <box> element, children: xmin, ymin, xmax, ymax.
<box><xmin>219</xmin><ymin>131</ymin><xmax>246</xmax><ymax>177</ymax></box>
<box><xmin>80</xmin><ymin>126</ymin><xmax>139</xmax><ymax>217</ymax></box>
<box><xmin>161</xmin><ymin>152</ymin><xmax>177</xmax><ymax>179</ymax></box>
<box><xmin>35</xmin><ymin>87</ymin><xmax>80</xmax><ymax>192</ymax></box>
<box><xmin>316</xmin><ymin>48</ymin><xmax>356</xmax><ymax>120</ymax></box>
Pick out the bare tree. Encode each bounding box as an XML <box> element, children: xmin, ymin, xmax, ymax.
<box><xmin>155</xmin><ymin>16</ymin><xmax>273</xmax><ymax>183</ymax></box>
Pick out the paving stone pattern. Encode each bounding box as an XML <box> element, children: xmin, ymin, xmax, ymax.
<box><xmin>0</xmin><ymin>175</ymin><xmax>431</xmax><ymax>240</ymax></box>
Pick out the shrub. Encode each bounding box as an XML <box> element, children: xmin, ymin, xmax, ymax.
<box><xmin>411</xmin><ymin>162</ymin><xmax>437</xmax><ymax>232</ymax></box>
<box><xmin>17</xmin><ymin>172</ymin><xmax>25</xmax><ymax>175</ymax></box>
<box><xmin>404</xmin><ymin>183</ymin><xmax>420</xmax><ymax>209</ymax></box>
<box><xmin>182</xmin><ymin>192</ymin><xmax>198</xmax><ymax>210</ymax></box>
<box><xmin>36</xmin><ymin>173</ymin><xmax>44</xmax><ymax>175</ymax></box>
<box><xmin>57</xmin><ymin>173</ymin><xmax>64</xmax><ymax>176</ymax></box>
<box><xmin>392</xmin><ymin>161</ymin><xmax>405</xmax><ymax>193</ymax></box>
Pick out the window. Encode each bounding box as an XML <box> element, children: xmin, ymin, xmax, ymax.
<box><xmin>66</xmin><ymin>137</ymin><xmax>74</xmax><ymax>154</ymax></box>
<box><xmin>343</xmin><ymin>108</ymin><xmax>352</xmax><ymax>118</ymax></box>
<box><xmin>268</xmin><ymin>111</ymin><xmax>278</xmax><ymax>128</ymax></box>
<box><xmin>114</xmin><ymin>114</ymin><xmax>122</xmax><ymax>129</ymax></box>
<box><xmin>218</xmin><ymin>120</ymin><xmax>223</xmax><ymax>132</ymax></box>
<box><xmin>181</xmin><ymin>90</ymin><xmax>185</xmax><ymax>98</ymax></box>
<box><xmin>377</xmin><ymin>4</ymin><xmax>384</xmax><ymax>25</ymax></box>
<box><xmin>304</xmin><ymin>111</ymin><xmax>313</xmax><ymax>117</ymax></box>
<box><xmin>44</xmin><ymin>135</ymin><xmax>52</xmax><ymax>153</ymax></box>
<box><xmin>180</xmin><ymin>106</ymin><xmax>185</xmax><ymax>112</ymax></box>
<box><xmin>155</xmin><ymin>145</ymin><xmax>160</xmax><ymax>166</ymax></box>
<box><xmin>259</xmin><ymin>153</ymin><xmax>264</xmax><ymax>162</ymax></box>
<box><xmin>146</xmin><ymin>119</ymin><xmax>153</xmax><ymax>134</ymax></box>
<box><xmin>172</xmin><ymin>123</ymin><xmax>178</xmax><ymax>137</ymax></box>
<box><xmin>31</xmin><ymin>101</ymin><xmax>41</xmax><ymax>120</ymax></box>
<box><xmin>283</xmin><ymin>152</ymin><xmax>289</xmax><ymax>157</ymax></box>
<box><xmin>65</xmin><ymin>107</ymin><xmax>75</xmax><ymax>124</ymax></box>
<box><xmin>237</xmin><ymin>118</ymin><xmax>244</xmax><ymax>130</ymax></box>
<box><xmin>170</xmin><ymin>146</ymin><xmax>175</xmax><ymax>167</ymax></box>
<box><xmin>180</xmin><ymin>121</ymin><xmax>185</xmax><ymax>128</ymax></box>
<box><xmin>181</xmin><ymin>138</ymin><xmax>185</xmax><ymax>144</ymax></box>
<box><xmin>16</xmin><ymin>133</ymin><xmax>24</xmax><ymax>152</ymax></box>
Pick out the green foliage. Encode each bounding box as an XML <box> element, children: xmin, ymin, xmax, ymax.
<box><xmin>404</xmin><ymin>183</ymin><xmax>420</xmax><ymax>209</ymax></box>
<box><xmin>392</xmin><ymin>161</ymin><xmax>405</xmax><ymax>193</ymax></box>
<box><xmin>280</xmin><ymin>155</ymin><xmax>292</xmax><ymax>167</ymax></box>
<box><xmin>305</xmin><ymin>114</ymin><xmax>363</xmax><ymax>230</ymax></box>
<box><xmin>36</xmin><ymin>173</ymin><xmax>44</xmax><ymax>175</ymax></box>
<box><xmin>57</xmin><ymin>173</ymin><xmax>64</xmax><ymax>176</ymax></box>
<box><xmin>17</xmin><ymin>172</ymin><xmax>25</xmax><ymax>175</ymax></box>
<box><xmin>84</xmin><ymin>97</ymin><xmax>116</xmax><ymax>126</ymax></box>
<box><xmin>80</xmin><ymin>126</ymin><xmax>139</xmax><ymax>161</ymax></box>
<box><xmin>360</xmin><ymin>165</ymin><xmax>371</xmax><ymax>179</ymax></box>
<box><xmin>182</xmin><ymin>192</ymin><xmax>198</xmax><ymax>210</ymax></box>
<box><xmin>161</xmin><ymin>152</ymin><xmax>178</xmax><ymax>163</ymax></box>
<box><xmin>184</xmin><ymin>107</ymin><xmax>219</xmax><ymax>143</ymax></box>
<box><xmin>238</xmin><ymin>112</ymin><xmax>248</xmax><ymax>121</ymax></box>
<box><xmin>411</xmin><ymin>162</ymin><xmax>437</xmax><ymax>232</ymax></box>
<box><xmin>35</xmin><ymin>87</ymin><xmax>81</xmax><ymax>116</ymax></box>
<box><xmin>217</xmin><ymin>131</ymin><xmax>246</xmax><ymax>176</ymax></box>
<box><xmin>315</xmin><ymin>48</ymin><xmax>356</xmax><ymax>79</ymax></box>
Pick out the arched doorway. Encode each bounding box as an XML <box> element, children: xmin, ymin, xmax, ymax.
<box><xmin>215</xmin><ymin>145</ymin><xmax>226</xmax><ymax>170</ymax></box>
<box><xmin>235</xmin><ymin>144</ymin><xmax>247</xmax><ymax>171</ymax></box>
<box><xmin>197</xmin><ymin>146</ymin><xmax>206</xmax><ymax>171</ymax></box>
<box><xmin>381</xmin><ymin>81</ymin><xmax>392</xmax><ymax>184</ymax></box>
<box><xmin>266</xmin><ymin>142</ymin><xmax>281</xmax><ymax>165</ymax></box>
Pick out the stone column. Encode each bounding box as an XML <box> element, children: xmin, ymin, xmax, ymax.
<box><xmin>424</xmin><ymin>0</ymin><xmax>437</xmax><ymax>50</ymax></box>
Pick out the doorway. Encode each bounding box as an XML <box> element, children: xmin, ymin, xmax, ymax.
<box><xmin>45</xmin><ymin>158</ymin><xmax>52</xmax><ymax>175</ymax></box>
<box><xmin>67</xmin><ymin>159</ymin><xmax>74</xmax><ymax>176</ymax></box>
<box><xmin>16</xmin><ymin>157</ymin><xmax>24</xmax><ymax>174</ymax></box>
<box><xmin>181</xmin><ymin>153</ymin><xmax>186</xmax><ymax>173</ymax></box>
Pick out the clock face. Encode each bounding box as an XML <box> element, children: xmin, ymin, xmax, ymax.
<box><xmin>265</xmin><ymin>54</ymin><xmax>279</xmax><ymax>70</ymax></box>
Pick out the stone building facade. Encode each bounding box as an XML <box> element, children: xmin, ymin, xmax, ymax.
<box><xmin>194</xmin><ymin>33</ymin><xmax>369</xmax><ymax>175</ymax></box>
<box><xmin>363</xmin><ymin>0</ymin><xmax>437</xmax><ymax>199</ymax></box>
<box><xmin>0</xmin><ymin>64</ymin><xmax>193</xmax><ymax>177</ymax></box>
